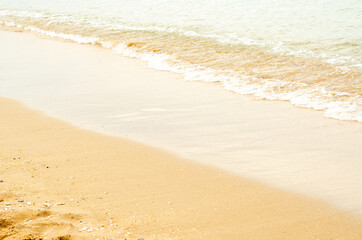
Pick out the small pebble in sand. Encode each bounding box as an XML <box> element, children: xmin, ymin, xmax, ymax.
<box><xmin>27</xmin><ymin>202</ymin><xmax>32</xmax><ymax>205</ymax></box>
<box><xmin>24</xmin><ymin>220</ymin><xmax>32</xmax><ymax>225</ymax></box>
<box><xmin>18</xmin><ymin>200</ymin><xmax>24</xmax><ymax>203</ymax></box>
<box><xmin>0</xmin><ymin>180</ymin><xmax>3</xmax><ymax>182</ymax></box>
<box><xmin>43</xmin><ymin>202</ymin><xmax>51</xmax><ymax>208</ymax></box>
<box><xmin>79</xmin><ymin>227</ymin><xmax>88</xmax><ymax>232</ymax></box>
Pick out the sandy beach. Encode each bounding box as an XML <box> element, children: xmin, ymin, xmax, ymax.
<box><xmin>1</xmin><ymin>30</ymin><xmax>362</xmax><ymax>213</ymax></box>
<box><xmin>1</xmin><ymin>97</ymin><xmax>361</xmax><ymax>239</ymax></box>
<box><xmin>0</xmin><ymin>30</ymin><xmax>361</xmax><ymax>239</ymax></box>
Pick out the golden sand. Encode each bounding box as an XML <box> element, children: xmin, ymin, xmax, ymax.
<box><xmin>0</xmin><ymin>97</ymin><xmax>361</xmax><ymax>239</ymax></box>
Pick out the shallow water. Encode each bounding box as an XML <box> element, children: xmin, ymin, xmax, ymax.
<box><xmin>0</xmin><ymin>0</ymin><xmax>361</xmax><ymax>121</ymax></box>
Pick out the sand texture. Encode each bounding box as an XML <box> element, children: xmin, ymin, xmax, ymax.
<box><xmin>0</xmin><ymin>97</ymin><xmax>361</xmax><ymax>239</ymax></box>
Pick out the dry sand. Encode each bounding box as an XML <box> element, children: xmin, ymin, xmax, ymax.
<box><xmin>1</xmin><ymin>97</ymin><xmax>361</xmax><ymax>239</ymax></box>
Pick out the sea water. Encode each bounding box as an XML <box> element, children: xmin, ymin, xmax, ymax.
<box><xmin>0</xmin><ymin>0</ymin><xmax>361</xmax><ymax>121</ymax></box>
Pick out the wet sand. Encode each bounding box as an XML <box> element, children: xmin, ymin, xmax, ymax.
<box><xmin>1</xmin><ymin>97</ymin><xmax>361</xmax><ymax>239</ymax></box>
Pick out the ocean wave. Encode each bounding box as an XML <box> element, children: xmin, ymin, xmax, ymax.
<box><xmin>1</xmin><ymin>9</ymin><xmax>361</xmax><ymax>67</ymax></box>
<box><xmin>112</xmin><ymin>42</ymin><xmax>361</xmax><ymax>122</ymax></box>
<box><xmin>0</xmin><ymin>11</ymin><xmax>361</xmax><ymax>122</ymax></box>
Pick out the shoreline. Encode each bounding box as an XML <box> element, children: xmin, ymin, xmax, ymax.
<box><xmin>1</xmin><ymin>96</ymin><xmax>361</xmax><ymax>239</ymax></box>
<box><xmin>0</xmin><ymin>30</ymin><xmax>361</xmax><ymax>238</ymax></box>
<box><xmin>0</xmin><ymin>30</ymin><xmax>361</xmax><ymax>215</ymax></box>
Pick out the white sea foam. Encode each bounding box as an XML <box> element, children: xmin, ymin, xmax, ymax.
<box><xmin>0</xmin><ymin>10</ymin><xmax>360</xmax><ymax>123</ymax></box>
<box><xmin>112</xmin><ymin>41</ymin><xmax>362</xmax><ymax>122</ymax></box>
<box><xmin>24</xmin><ymin>26</ymin><xmax>100</xmax><ymax>44</ymax></box>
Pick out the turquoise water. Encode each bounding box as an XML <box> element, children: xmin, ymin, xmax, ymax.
<box><xmin>0</xmin><ymin>0</ymin><xmax>361</xmax><ymax>121</ymax></box>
